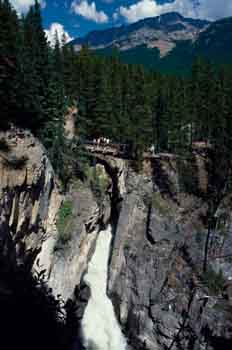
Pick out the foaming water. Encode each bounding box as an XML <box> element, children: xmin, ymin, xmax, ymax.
<box><xmin>82</xmin><ymin>225</ymin><xmax>127</xmax><ymax>350</ymax></box>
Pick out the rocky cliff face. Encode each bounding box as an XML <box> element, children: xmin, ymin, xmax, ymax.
<box><xmin>42</xmin><ymin>147</ymin><xmax>232</xmax><ymax>350</ymax></box>
<box><xmin>0</xmin><ymin>127</ymin><xmax>61</xmax><ymax>268</ymax></box>
<box><xmin>108</xmin><ymin>155</ymin><xmax>232</xmax><ymax>350</ymax></box>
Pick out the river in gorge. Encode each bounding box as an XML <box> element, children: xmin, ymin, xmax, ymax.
<box><xmin>82</xmin><ymin>225</ymin><xmax>127</xmax><ymax>350</ymax></box>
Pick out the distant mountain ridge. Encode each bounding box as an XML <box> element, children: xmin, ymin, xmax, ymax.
<box><xmin>71</xmin><ymin>12</ymin><xmax>209</xmax><ymax>58</ymax></box>
<box><xmin>70</xmin><ymin>12</ymin><xmax>232</xmax><ymax>74</ymax></box>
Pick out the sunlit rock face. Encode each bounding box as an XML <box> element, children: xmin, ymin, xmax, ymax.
<box><xmin>0</xmin><ymin>127</ymin><xmax>61</xmax><ymax>266</ymax></box>
<box><xmin>82</xmin><ymin>225</ymin><xmax>127</xmax><ymax>350</ymax></box>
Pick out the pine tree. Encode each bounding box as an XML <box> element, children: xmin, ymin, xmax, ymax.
<box><xmin>20</xmin><ymin>0</ymin><xmax>50</xmax><ymax>131</ymax></box>
<box><xmin>110</xmin><ymin>58</ymin><xmax>123</xmax><ymax>142</ymax></box>
<box><xmin>0</xmin><ymin>0</ymin><xmax>20</xmax><ymax>128</ymax></box>
<box><xmin>153</xmin><ymin>88</ymin><xmax>168</xmax><ymax>152</ymax></box>
<box><xmin>91</xmin><ymin>60</ymin><xmax>113</xmax><ymax>137</ymax></box>
<box><xmin>62</xmin><ymin>42</ymin><xmax>77</xmax><ymax>100</ymax></box>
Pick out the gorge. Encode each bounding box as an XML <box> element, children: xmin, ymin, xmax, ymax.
<box><xmin>1</xmin><ymin>127</ymin><xmax>232</xmax><ymax>350</ymax></box>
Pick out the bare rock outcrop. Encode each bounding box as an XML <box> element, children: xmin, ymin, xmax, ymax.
<box><xmin>0</xmin><ymin>127</ymin><xmax>61</xmax><ymax>267</ymax></box>
<box><xmin>108</xmin><ymin>157</ymin><xmax>232</xmax><ymax>350</ymax></box>
<box><xmin>37</xmin><ymin>163</ymin><xmax>114</xmax><ymax>301</ymax></box>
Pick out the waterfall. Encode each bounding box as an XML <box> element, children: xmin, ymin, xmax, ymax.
<box><xmin>82</xmin><ymin>225</ymin><xmax>127</xmax><ymax>350</ymax></box>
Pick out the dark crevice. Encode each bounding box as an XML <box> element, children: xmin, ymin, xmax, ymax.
<box><xmin>91</xmin><ymin>156</ymin><xmax>123</xmax><ymax>227</ymax></box>
<box><xmin>202</xmin><ymin>325</ymin><xmax>232</xmax><ymax>350</ymax></box>
<box><xmin>146</xmin><ymin>203</ymin><xmax>155</xmax><ymax>245</ymax></box>
<box><xmin>151</xmin><ymin>158</ymin><xmax>179</xmax><ymax>204</ymax></box>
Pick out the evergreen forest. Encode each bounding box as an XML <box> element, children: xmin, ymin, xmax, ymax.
<box><xmin>1</xmin><ymin>0</ymin><xmax>232</xmax><ymax>178</ymax></box>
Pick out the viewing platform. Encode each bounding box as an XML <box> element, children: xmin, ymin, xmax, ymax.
<box><xmin>84</xmin><ymin>141</ymin><xmax>177</xmax><ymax>160</ymax></box>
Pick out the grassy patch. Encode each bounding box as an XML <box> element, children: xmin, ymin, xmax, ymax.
<box><xmin>203</xmin><ymin>268</ymin><xmax>226</xmax><ymax>295</ymax></box>
<box><xmin>54</xmin><ymin>200</ymin><xmax>73</xmax><ymax>252</ymax></box>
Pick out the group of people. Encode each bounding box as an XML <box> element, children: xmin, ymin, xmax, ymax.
<box><xmin>148</xmin><ymin>144</ymin><xmax>155</xmax><ymax>154</ymax></box>
<box><xmin>93</xmin><ymin>137</ymin><xmax>111</xmax><ymax>145</ymax></box>
<box><xmin>91</xmin><ymin>138</ymin><xmax>156</xmax><ymax>156</ymax></box>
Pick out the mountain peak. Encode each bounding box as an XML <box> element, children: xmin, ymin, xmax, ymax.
<box><xmin>156</xmin><ymin>11</ymin><xmax>184</xmax><ymax>21</ymax></box>
<box><xmin>71</xmin><ymin>12</ymin><xmax>209</xmax><ymax>57</ymax></box>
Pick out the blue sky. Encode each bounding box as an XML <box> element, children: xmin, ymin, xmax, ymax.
<box><xmin>42</xmin><ymin>1</ymin><xmax>174</xmax><ymax>38</ymax></box>
<box><xmin>10</xmin><ymin>0</ymin><xmax>232</xmax><ymax>41</ymax></box>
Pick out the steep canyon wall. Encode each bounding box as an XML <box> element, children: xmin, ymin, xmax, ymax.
<box><xmin>1</xmin><ymin>129</ymin><xmax>232</xmax><ymax>350</ymax></box>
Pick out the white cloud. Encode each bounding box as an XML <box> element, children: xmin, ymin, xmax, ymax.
<box><xmin>119</xmin><ymin>0</ymin><xmax>173</xmax><ymax>23</ymax></box>
<box><xmin>71</xmin><ymin>0</ymin><xmax>109</xmax><ymax>23</ymax></box>
<box><xmin>194</xmin><ymin>0</ymin><xmax>232</xmax><ymax>21</ymax></box>
<box><xmin>45</xmin><ymin>22</ymin><xmax>73</xmax><ymax>47</ymax></box>
<box><xmin>10</xmin><ymin>0</ymin><xmax>46</xmax><ymax>13</ymax></box>
<box><xmin>118</xmin><ymin>0</ymin><xmax>232</xmax><ymax>23</ymax></box>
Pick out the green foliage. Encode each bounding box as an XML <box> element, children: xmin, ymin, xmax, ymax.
<box><xmin>176</xmin><ymin>155</ymin><xmax>199</xmax><ymax>195</ymax></box>
<box><xmin>68</xmin><ymin>46</ymin><xmax>232</xmax><ymax>162</ymax></box>
<box><xmin>194</xmin><ymin>17</ymin><xmax>232</xmax><ymax>66</ymax></box>
<box><xmin>0</xmin><ymin>0</ymin><xmax>19</xmax><ymax>129</ymax></box>
<box><xmin>96</xmin><ymin>19</ymin><xmax>232</xmax><ymax>75</ymax></box>
<box><xmin>123</xmin><ymin>242</ymin><xmax>130</xmax><ymax>252</ymax></box>
<box><xmin>97</xmin><ymin>45</ymin><xmax>160</xmax><ymax>70</ymax></box>
<box><xmin>0</xmin><ymin>0</ymin><xmax>66</xmax><ymax>137</ymax></box>
<box><xmin>85</xmin><ymin>164</ymin><xmax>110</xmax><ymax>203</ymax></box>
<box><xmin>203</xmin><ymin>268</ymin><xmax>226</xmax><ymax>295</ymax></box>
<box><xmin>55</xmin><ymin>199</ymin><xmax>73</xmax><ymax>251</ymax></box>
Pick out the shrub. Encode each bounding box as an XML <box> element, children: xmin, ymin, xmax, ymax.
<box><xmin>203</xmin><ymin>268</ymin><xmax>226</xmax><ymax>295</ymax></box>
<box><xmin>54</xmin><ymin>200</ymin><xmax>73</xmax><ymax>251</ymax></box>
<box><xmin>176</xmin><ymin>155</ymin><xmax>199</xmax><ymax>195</ymax></box>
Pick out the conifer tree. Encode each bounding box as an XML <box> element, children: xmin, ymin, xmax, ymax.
<box><xmin>110</xmin><ymin>58</ymin><xmax>123</xmax><ymax>142</ymax></box>
<box><xmin>0</xmin><ymin>0</ymin><xmax>20</xmax><ymax>128</ymax></box>
<box><xmin>20</xmin><ymin>0</ymin><xmax>50</xmax><ymax>131</ymax></box>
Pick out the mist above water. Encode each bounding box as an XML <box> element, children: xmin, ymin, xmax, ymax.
<box><xmin>82</xmin><ymin>225</ymin><xmax>127</xmax><ymax>350</ymax></box>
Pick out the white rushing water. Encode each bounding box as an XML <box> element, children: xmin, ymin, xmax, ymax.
<box><xmin>82</xmin><ymin>225</ymin><xmax>127</xmax><ymax>350</ymax></box>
